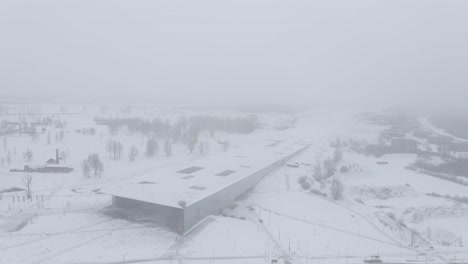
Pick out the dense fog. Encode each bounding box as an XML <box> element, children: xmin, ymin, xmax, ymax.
<box><xmin>1</xmin><ymin>0</ymin><xmax>468</xmax><ymax>109</ymax></box>
<box><xmin>1</xmin><ymin>1</ymin><xmax>468</xmax><ymax>264</ymax></box>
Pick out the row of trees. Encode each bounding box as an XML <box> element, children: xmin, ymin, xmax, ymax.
<box><xmin>82</xmin><ymin>137</ymin><xmax>208</xmax><ymax>177</ymax></box>
<box><xmin>312</xmin><ymin>146</ymin><xmax>344</xmax><ymax>182</ymax></box>
<box><xmin>95</xmin><ymin>115</ymin><xmax>243</xmax><ymax>164</ymax></box>
<box><xmin>144</xmin><ymin>138</ymin><xmax>173</xmax><ymax>158</ymax></box>
<box><xmin>104</xmin><ymin>138</ymin><xmax>173</xmax><ymax>163</ymax></box>
<box><xmin>95</xmin><ymin>115</ymin><xmax>257</xmax><ymax>140</ymax></box>
<box><xmin>298</xmin><ymin>140</ymin><xmax>347</xmax><ymax>200</ymax></box>
<box><xmin>106</xmin><ymin>135</ymin><xmax>212</xmax><ymax>163</ymax></box>
<box><xmin>0</xmin><ymin>151</ymin><xmax>12</xmax><ymax>167</ymax></box>
<box><xmin>145</xmin><ymin>138</ymin><xmax>159</xmax><ymax>157</ymax></box>
<box><xmin>298</xmin><ymin>175</ymin><xmax>344</xmax><ymax>201</ymax></box>
<box><xmin>106</xmin><ymin>140</ymin><xmax>123</xmax><ymax>160</ymax></box>
<box><xmin>25</xmin><ymin>126</ymin><xmax>66</xmax><ymax>144</ymax></box>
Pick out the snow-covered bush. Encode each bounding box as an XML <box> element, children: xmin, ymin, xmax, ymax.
<box><xmin>330</xmin><ymin>179</ymin><xmax>344</xmax><ymax>200</ymax></box>
<box><xmin>298</xmin><ymin>176</ymin><xmax>307</xmax><ymax>184</ymax></box>
<box><xmin>339</xmin><ymin>165</ymin><xmax>349</xmax><ymax>173</ymax></box>
<box><xmin>387</xmin><ymin>212</ymin><xmax>396</xmax><ymax>221</ymax></box>
<box><xmin>310</xmin><ymin>189</ymin><xmax>327</xmax><ymax>197</ymax></box>
<box><xmin>300</xmin><ymin>181</ymin><xmax>311</xmax><ymax>190</ymax></box>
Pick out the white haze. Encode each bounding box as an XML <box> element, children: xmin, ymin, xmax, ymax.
<box><xmin>0</xmin><ymin>0</ymin><xmax>467</xmax><ymax>109</ymax></box>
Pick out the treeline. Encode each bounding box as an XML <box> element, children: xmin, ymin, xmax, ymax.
<box><xmin>430</xmin><ymin>113</ymin><xmax>468</xmax><ymax>141</ymax></box>
<box><xmin>426</xmin><ymin>192</ymin><xmax>468</xmax><ymax>205</ymax></box>
<box><xmin>297</xmin><ymin>139</ymin><xmax>347</xmax><ymax>200</ymax></box>
<box><xmin>94</xmin><ymin>115</ymin><xmax>257</xmax><ymax>140</ymax></box>
<box><xmin>0</xmin><ymin>105</ymin><xmax>9</xmax><ymax>114</ymax></box>
<box><xmin>412</xmin><ymin>157</ymin><xmax>468</xmax><ymax>179</ymax></box>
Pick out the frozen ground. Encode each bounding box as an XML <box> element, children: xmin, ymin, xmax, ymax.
<box><xmin>1</xmin><ymin>104</ymin><xmax>467</xmax><ymax>263</ymax></box>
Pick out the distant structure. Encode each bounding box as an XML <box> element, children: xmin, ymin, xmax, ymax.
<box><xmin>428</xmin><ymin>135</ymin><xmax>453</xmax><ymax>145</ymax></box>
<box><xmin>10</xmin><ymin>149</ymin><xmax>73</xmax><ymax>173</ymax></box>
<box><xmin>0</xmin><ymin>121</ymin><xmax>21</xmax><ymax>136</ymax></box>
<box><xmin>390</xmin><ymin>138</ymin><xmax>418</xmax><ymax>153</ymax></box>
<box><xmin>102</xmin><ymin>141</ymin><xmax>309</xmax><ymax>234</ymax></box>
<box><xmin>45</xmin><ymin>149</ymin><xmax>60</xmax><ymax>165</ymax></box>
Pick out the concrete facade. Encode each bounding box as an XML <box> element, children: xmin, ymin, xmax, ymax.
<box><xmin>182</xmin><ymin>148</ymin><xmax>303</xmax><ymax>232</ymax></box>
<box><xmin>113</xmin><ymin>196</ymin><xmax>184</xmax><ymax>232</ymax></box>
<box><xmin>109</xmin><ymin>143</ymin><xmax>308</xmax><ymax>234</ymax></box>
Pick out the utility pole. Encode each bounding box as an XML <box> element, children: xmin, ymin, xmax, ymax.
<box><xmin>346</xmin><ymin>247</ymin><xmax>349</xmax><ymax>264</ymax></box>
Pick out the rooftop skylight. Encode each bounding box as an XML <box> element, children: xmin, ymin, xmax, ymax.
<box><xmin>215</xmin><ymin>170</ymin><xmax>236</xmax><ymax>177</ymax></box>
<box><xmin>177</xmin><ymin>166</ymin><xmax>204</xmax><ymax>174</ymax></box>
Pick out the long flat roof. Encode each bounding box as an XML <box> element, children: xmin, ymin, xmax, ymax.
<box><xmin>101</xmin><ymin>141</ymin><xmax>309</xmax><ymax>208</ymax></box>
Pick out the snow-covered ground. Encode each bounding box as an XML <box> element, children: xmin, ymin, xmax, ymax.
<box><xmin>1</xmin><ymin>103</ymin><xmax>467</xmax><ymax>264</ymax></box>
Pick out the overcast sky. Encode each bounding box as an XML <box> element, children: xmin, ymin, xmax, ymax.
<box><xmin>1</xmin><ymin>0</ymin><xmax>467</xmax><ymax>108</ymax></box>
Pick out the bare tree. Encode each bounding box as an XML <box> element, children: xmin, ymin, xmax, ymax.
<box><xmin>115</xmin><ymin>142</ymin><xmax>123</xmax><ymax>159</ymax></box>
<box><xmin>85</xmin><ymin>153</ymin><xmax>104</xmax><ymax>177</ymax></box>
<box><xmin>22</xmin><ymin>173</ymin><xmax>32</xmax><ymax>200</ymax></box>
<box><xmin>46</xmin><ymin>131</ymin><xmax>51</xmax><ymax>145</ymax></box>
<box><xmin>164</xmin><ymin>139</ymin><xmax>172</xmax><ymax>157</ymax></box>
<box><xmin>198</xmin><ymin>141</ymin><xmax>205</xmax><ymax>155</ymax></box>
<box><xmin>31</xmin><ymin>127</ymin><xmax>39</xmax><ymax>141</ymax></box>
<box><xmin>6</xmin><ymin>150</ymin><xmax>12</xmax><ymax>165</ymax></box>
<box><xmin>221</xmin><ymin>140</ymin><xmax>230</xmax><ymax>152</ymax></box>
<box><xmin>128</xmin><ymin>146</ymin><xmax>139</xmax><ymax>163</ymax></box>
<box><xmin>333</xmin><ymin>147</ymin><xmax>343</xmax><ymax>162</ymax></box>
<box><xmin>56</xmin><ymin>130</ymin><xmax>65</xmax><ymax>142</ymax></box>
<box><xmin>106</xmin><ymin>140</ymin><xmax>112</xmax><ymax>158</ymax></box>
<box><xmin>186</xmin><ymin>136</ymin><xmax>198</xmax><ymax>154</ymax></box>
<box><xmin>23</xmin><ymin>149</ymin><xmax>33</xmax><ymax>162</ymax></box>
<box><xmin>330</xmin><ymin>179</ymin><xmax>344</xmax><ymax>200</ymax></box>
<box><xmin>323</xmin><ymin>158</ymin><xmax>337</xmax><ymax>178</ymax></box>
<box><xmin>106</xmin><ymin>140</ymin><xmax>123</xmax><ymax>160</ymax></box>
<box><xmin>312</xmin><ymin>164</ymin><xmax>323</xmax><ymax>181</ymax></box>
<box><xmin>204</xmin><ymin>141</ymin><xmax>210</xmax><ymax>155</ymax></box>
<box><xmin>145</xmin><ymin>138</ymin><xmax>159</xmax><ymax>157</ymax></box>
<box><xmin>185</xmin><ymin>127</ymin><xmax>199</xmax><ymax>154</ymax></box>
<box><xmin>81</xmin><ymin>160</ymin><xmax>91</xmax><ymax>178</ymax></box>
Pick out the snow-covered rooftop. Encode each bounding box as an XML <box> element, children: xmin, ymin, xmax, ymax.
<box><xmin>101</xmin><ymin>141</ymin><xmax>309</xmax><ymax>208</ymax></box>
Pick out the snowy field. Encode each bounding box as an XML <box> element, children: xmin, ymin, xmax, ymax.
<box><xmin>1</xmin><ymin>103</ymin><xmax>467</xmax><ymax>264</ymax></box>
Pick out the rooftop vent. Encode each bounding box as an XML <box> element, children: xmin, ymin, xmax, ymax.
<box><xmin>177</xmin><ymin>166</ymin><xmax>204</xmax><ymax>174</ymax></box>
<box><xmin>267</xmin><ymin>140</ymin><xmax>283</xmax><ymax>147</ymax></box>
<box><xmin>189</xmin><ymin>185</ymin><xmax>207</xmax><ymax>191</ymax></box>
<box><xmin>215</xmin><ymin>170</ymin><xmax>236</xmax><ymax>177</ymax></box>
<box><xmin>139</xmin><ymin>181</ymin><xmax>156</xmax><ymax>184</ymax></box>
